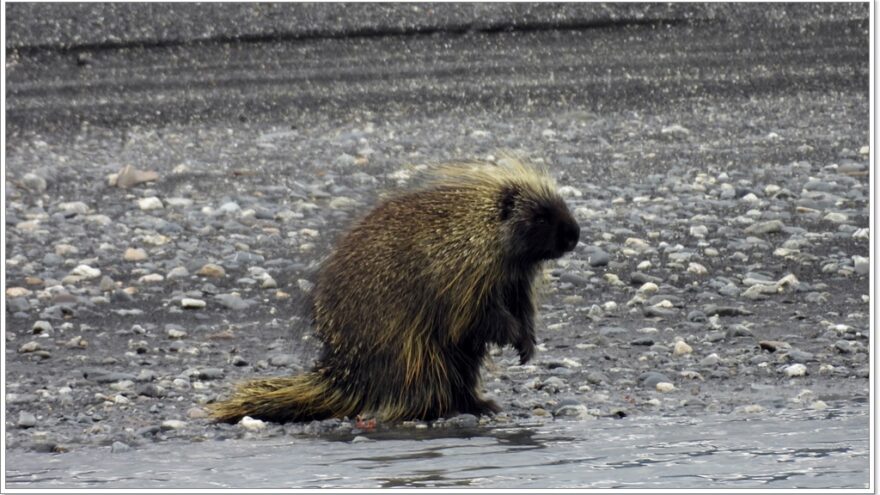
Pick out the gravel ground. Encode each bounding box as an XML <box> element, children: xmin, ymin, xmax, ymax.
<box><xmin>4</xmin><ymin>5</ymin><xmax>871</xmax><ymax>454</ymax></box>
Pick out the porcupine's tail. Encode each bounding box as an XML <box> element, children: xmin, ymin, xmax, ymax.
<box><xmin>209</xmin><ymin>372</ymin><xmax>357</xmax><ymax>423</ymax></box>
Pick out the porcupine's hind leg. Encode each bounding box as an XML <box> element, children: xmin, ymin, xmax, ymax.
<box><xmin>444</xmin><ymin>338</ymin><xmax>502</xmax><ymax>417</ymax></box>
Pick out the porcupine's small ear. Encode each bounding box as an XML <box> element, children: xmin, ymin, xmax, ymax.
<box><xmin>498</xmin><ymin>185</ymin><xmax>519</xmax><ymax>221</ymax></box>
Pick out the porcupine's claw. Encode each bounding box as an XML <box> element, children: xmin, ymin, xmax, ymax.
<box><xmin>516</xmin><ymin>336</ymin><xmax>536</xmax><ymax>364</ymax></box>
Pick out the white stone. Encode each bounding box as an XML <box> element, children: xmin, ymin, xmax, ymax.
<box><xmin>655</xmin><ymin>382</ymin><xmax>675</xmax><ymax>392</ymax></box>
<box><xmin>59</xmin><ymin>201</ymin><xmax>90</xmax><ymax>214</ymax></box>
<box><xmin>637</xmin><ymin>282</ymin><xmax>659</xmax><ymax>294</ymax></box>
<box><xmin>673</xmin><ymin>341</ymin><xmax>693</xmax><ymax>356</ymax></box>
<box><xmin>823</xmin><ymin>212</ymin><xmax>848</xmax><ymax>223</ymax></box>
<box><xmin>124</xmin><ymin>248</ymin><xmax>148</xmax><ymax>262</ymax></box>
<box><xmin>557</xmin><ymin>185</ymin><xmax>583</xmax><ymax>198</ymax></box>
<box><xmin>764</xmin><ymin>184</ymin><xmax>781</xmax><ymax>195</ymax></box>
<box><xmin>737</xmin><ymin>404</ymin><xmax>765</xmax><ymax>414</ymax></box>
<box><xmin>852</xmin><ymin>256</ymin><xmax>869</xmax><ymax>276</ymax></box>
<box><xmin>784</xmin><ymin>363</ymin><xmax>808</xmax><ymax>377</ymax></box>
<box><xmin>181</xmin><ymin>298</ymin><xmax>206</xmax><ymax>309</ymax></box>
<box><xmin>740</xmin><ymin>193</ymin><xmax>760</xmax><ymax>203</ymax></box>
<box><xmin>852</xmin><ymin>228</ymin><xmax>869</xmax><ymax>240</ymax></box>
<box><xmin>70</xmin><ymin>265</ymin><xmax>101</xmax><ymax>279</ymax></box>
<box><xmin>165</xmin><ymin>197</ymin><xmax>194</xmax><ymax>208</ymax></box>
<box><xmin>239</xmin><ymin>416</ymin><xmax>267</xmax><ymax>431</ymax></box>
<box><xmin>637</xmin><ymin>260</ymin><xmax>652</xmax><ymax>270</ymax></box>
<box><xmin>687</xmin><ymin>262</ymin><xmax>708</xmax><ymax>276</ymax></box>
<box><xmin>138</xmin><ymin>197</ymin><xmax>164</xmax><ymax>210</ymax></box>
<box><xmin>160</xmin><ymin>420</ymin><xmax>187</xmax><ymax>430</ymax></box>
<box><xmin>167</xmin><ymin>266</ymin><xmax>190</xmax><ymax>279</ymax></box>
<box><xmin>689</xmin><ymin>225</ymin><xmax>708</xmax><ymax>238</ymax></box>
<box><xmin>624</xmin><ymin>238</ymin><xmax>651</xmax><ymax>253</ymax></box>
<box><xmin>167</xmin><ymin>328</ymin><xmax>187</xmax><ymax>339</ymax></box>
<box><xmin>859</xmin><ymin>145</ymin><xmax>869</xmax><ymax>155</ymax></box>
<box><xmin>138</xmin><ymin>274</ymin><xmax>164</xmax><ymax>284</ymax></box>
<box><xmin>6</xmin><ymin>287</ymin><xmax>33</xmax><ymax>298</ymax></box>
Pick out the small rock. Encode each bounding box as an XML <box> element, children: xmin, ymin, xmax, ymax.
<box><xmin>197</xmin><ymin>263</ymin><xmax>226</xmax><ymax>278</ymax></box>
<box><xmin>700</xmin><ymin>353</ymin><xmax>721</xmax><ymax>366</ymax></box>
<box><xmin>823</xmin><ymin>212</ymin><xmax>848</xmax><ymax>224</ymax></box>
<box><xmin>6</xmin><ymin>287</ymin><xmax>33</xmax><ymax>298</ymax></box>
<box><xmin>181</xmin><ymin>298</ymin><xmax>206</xmax><ymax>309</ymax></box>
<box><xmin>655</xmin><ymin>382</ymin><xmax>675</xmax><ymax>392</ymax></box>
<box><xmin>138</xmin><ymin>274</ymin><xmax>164</xmax><ymax>284</ymax></box>
<box><xmin>587</xmin><ymin>249</ymin><xmax>610</xmax><ymax>267</ymax></box>
<box><xmin>32</xmin><ymin>320</ymin><xmax>53</xmax><ymax>334</ymax></box>
<box><xmin>448</xmin><ymin>413</ymin><xmax>479</xmax><ymax>427</ymax></box>
<box><xmin>239</xmin><ymin>416</ymin><xmax>267</xmax><ymax>431</ymax></box>
<box><xmin>167</xmin><ymin>328</ymin><xmax>187</xmax><ymax>339</ymax></box>
<box><xmin>639</xmin><ymin>371</ymin><xmax>671</xmax><ymax>388</ymax></box>
<box><xmin>166</xmin><ymin>266</ymin><xmax>190</xmax><ymax>279</ymax></box>
<box><xmin>111</xmin><ymin>441</ymin><xmax>132</xmax><ymax>453</ymax></box>
<box><xmin>18</xmin><ymin>411</ymin><xmax>37</xmax><ymax>428</ymax></box>
<box><xmin>214</xmin><ymin>293</ymin><xmax>253</xmax><ymax>311</ymax></box>
<box><xmin>744</xmin><ymin>220</ymin><xmax>784</xmax><ymax>235</ymax></box>
<box><xmin>759</xmin><ymin>340</ymin><xmax>791</xmax><ymax>352</ymax></box>
<box><xmin>160</xmin><ymin>420</ymin><xmax>187</xmax><ymax>430</ymax></box>
<box><xmin>834</xmin><ymin>340</ymin><xmax>853</xmax><ymax>354</ymax></box>
<box><xmin>660</xmin><ymin>124</ymin><xmax>690</xmax><ymax>138</ymax></box>
<box><xmin>124</xmin><ymin>248</ymin><xmax>148</xmax><ymax>262</ymax></box>
<box><xmin>736</xmin><ymin>404</ymin><xmax>766</xmax><ymax>414</ymax></box>
<box><xmin>70</xmin><ymin>264</ymin><xmax>101</xmax><ymax>279</ymax></box>
<box><xmin>852</xmin><ymin>256</ymin><xmax>869</xmax><ymax>276</ymax></box>
<box><xmin>810</xmin><ymin>400</ymin><xmax>828</xmax><ymax>410</ymax></box>
<box><xmin>19</xmin><ymin>341</ymin><xmax>41</xmax><ymax>353</ymax></box>
<box><xmin>21</xmin><ymin>172</ymin><xmax>47</xmax><ymax>193</ymax></box>
<box><xmin>689</xmin><ymin>225</ymin><xmax>709</xmax><ymax>238</ymax></box>
<box><xmin>784</xmin><ymin>364</ymin><xmax>808</xmax><ymax>377</ymax></box>
<box><xmin>687</xmin><ymin>263</ymin><xmax>708</xmax><ymax>276</ymax></box>
<box><xmin>673</xmin><ymin>341</ymin><xmax>693</xmax><ymax>356</ymax></box>
<box><xmin>187</xmin><ymin>407</ymin><xmax>208</xmax><ymax>419</ymax></box>
<box><xmin>115</xmin><ymin>165</ymin><xmax>159</xmax><ymax>188</ymax></box>
<box><xmin>137</xmin><ymin>197</ymin><xmax>164</xmax><ymax>210</ymax></box>
<box><xmin>352</xmin><ymin>435</ymin><xmax>373</xmax><ymax>443</ymax></box>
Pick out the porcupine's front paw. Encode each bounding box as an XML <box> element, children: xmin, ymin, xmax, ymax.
<box><xmin>515</xmin><ymin>336</ymin><xmax>536</xmax><ymax>364</ymax></box>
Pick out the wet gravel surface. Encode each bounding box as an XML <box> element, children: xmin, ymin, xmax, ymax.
<box><xmin>4</xmin><ymin>5</ymin><xmax>870</xmax><ymax>456</ymax></box>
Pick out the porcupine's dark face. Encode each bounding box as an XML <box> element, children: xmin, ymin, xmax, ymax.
<box><xmin>500</xmin><ymin>187</ymin><xmax>581</xmax><ymax>264</ymax></box>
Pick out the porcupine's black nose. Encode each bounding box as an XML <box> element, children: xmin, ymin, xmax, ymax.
<box><xmin>557</xmin><ymin>221</ymin><xmax>580</xmax><ymax>254</ymax></box>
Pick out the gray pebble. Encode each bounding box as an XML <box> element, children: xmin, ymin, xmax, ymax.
<box><xmin>744</xmin><ymin>220</ymin><xmax>785</xmax><ymax>235</ymax></box>
<box><xmin>687</xmin><ymin>310</ymin><xmax>708</xmax><ymax>323</ymax></box>
<box><xmin>268</xmin><ymin>354</ymin><xmax>299</xmax><ymax>367</ymax></box>
<box><xmin>643</xmin><ymin>306</ymin><xmax>677</xmax><ymax>318</ymax></box>
<box><xmin>214</xmin><ymin>294</ymin><xmax>254</xmax><ymax>311</ymax></box>
<box><xmin>639</xmin><ymin>371</ymin><xmax>672</xmax><ymax>388</ymax></box>
<box><xmin>111</xmin><ymin>441</ymin><xmax>132</xmax><ymax>453</ymax></box>
<box><xmin>586</xmin><ymin>248</ymin><xmax>611</xmax><ymax>267</ymax></box>
<box><xmin>447</xmin><ymin>413</ymin><xmax>479</xmax><ymax>427</ymax></box>
<box><xmin>18</xmin><ymin>411</ymin><xmax>37</xmax><ymax>428</ymax></box>
<box><xmin>630</xmin><ymin>272</ymin><xmax>664</xmax><ymax>285</ymax></box>
<box><xmin>554</xmin><ymin>402</ymin><xmax>590</xmax><ymax>418</ymax></box>
<box><xmin>784</xmin><ymin>349</ymin><xmax>815</xmax><ymax>363</ymax></box>
<box><xmin>834</xmin><ymin>340</ymin><xmax>854</xmax><ymax>354</ymax></box>
<box><xmin>585</xmin><ymin>371</ymin><xmax>608</xmax><ymax>384</ymax></box>
<box><xmin>197</xmin><ymin>368</ymin><xmax>225</xmax><ymax>380</ymax></box>
<box><xmin>7</xmin><ymin>298</ymin><xmax>30</xmax><ymax>313</ymax></box>
<box><xmin>599</xmin><ymin>326</ymin><xmax>627</xmax><ymax>337</ymax></box>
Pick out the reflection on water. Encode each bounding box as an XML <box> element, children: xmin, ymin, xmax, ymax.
<box><xmin>5</xmin><ymin>406</ymin><xmax>869</xmax><ymax>489</ymax></box>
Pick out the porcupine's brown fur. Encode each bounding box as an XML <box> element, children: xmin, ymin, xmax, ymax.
<box><xmin>210</xmin><ymin>157</ymin><xmax>581</xmax><ymax>423</ymax></box>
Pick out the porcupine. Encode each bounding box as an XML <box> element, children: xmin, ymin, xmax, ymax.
<box><xmin>210</xmin><ymin>157</ymin><xmax>581</xmax><ymax>423</ymax></box>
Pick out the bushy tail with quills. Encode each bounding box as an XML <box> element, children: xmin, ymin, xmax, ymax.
<box><xmin>209</xmin><ymin>372</ymin><xmax>359</xmax><ymax>424</ymax></box>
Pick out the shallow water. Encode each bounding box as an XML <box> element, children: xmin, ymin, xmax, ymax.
<box><xmin>6</xmin><ymin>406</ymin><xmax>869</xmax><ymax>489</ymax></box>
